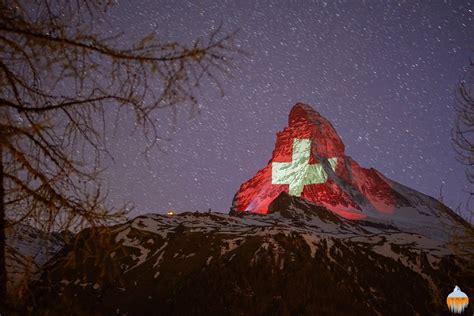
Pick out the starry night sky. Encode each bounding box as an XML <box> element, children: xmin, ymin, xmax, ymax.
<box><xmin>99</xmin><ymin>1</ymin><xmax>473</xmax><ymax>219</ymax></box>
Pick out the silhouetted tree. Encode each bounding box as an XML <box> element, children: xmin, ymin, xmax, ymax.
<box><xmin>452</xmin><ymin>58</ymin><xmax>474</xmax><ymax>223</ymax></box>
<box><xmin>0</xmin><ymin>0</ymin><xmax>240</xmax><ymax>307</ymax></box>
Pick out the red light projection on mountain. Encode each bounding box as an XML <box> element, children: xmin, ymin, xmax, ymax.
<box><xmin>231</xmin><ymin>103</ymin><xmax>397</xmax><ymax>220</ymax></box>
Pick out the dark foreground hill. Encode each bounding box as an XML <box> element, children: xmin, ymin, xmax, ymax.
<box><xmin>27</xmin><ymin>191</ymin><xmax>473</xmax><ymax>315</ymax></box>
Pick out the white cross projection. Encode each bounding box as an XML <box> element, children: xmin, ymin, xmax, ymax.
<box><xmin>271</xmin><ymin>139</ymin><xmax>337</xmax><ymax>197</ymax></box>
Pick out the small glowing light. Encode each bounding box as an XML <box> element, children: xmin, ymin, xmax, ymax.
<box><xmin>167</xmin><ymin>210</ymin><xmax>176</xmax><ymax>216</ymax></box>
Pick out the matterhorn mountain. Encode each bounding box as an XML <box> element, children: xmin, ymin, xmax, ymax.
<box><xmin>20</xmin><ymin>103</ymin><xmax>473</xmax><ymax>315</ymax></box>
<box><xmin>232</xmin><ymin>104</ymin><xmax>469</xmax><ymax>239</ymax></box>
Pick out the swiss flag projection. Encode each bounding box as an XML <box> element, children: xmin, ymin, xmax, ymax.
<box><xmin>231</xmin><ymin>103</ymin><xmax>397</xmax><ymax>220</ymax></box>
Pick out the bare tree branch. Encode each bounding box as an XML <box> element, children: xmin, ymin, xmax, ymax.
<box><xmin>0</xmin><ymin>0</ymin><xmax>242</xmax><ymax>306</ymax></box>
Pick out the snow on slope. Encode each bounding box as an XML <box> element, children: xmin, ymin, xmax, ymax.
<box><xmin>6</xmin><ymin>223</ymin><xmax>64</xmax><ymax>297</ymax></box>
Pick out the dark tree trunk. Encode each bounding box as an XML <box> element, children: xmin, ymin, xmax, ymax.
<box><xmin>0</xmin><ymin>144</ymin><xmax>6</xmax><ymax>305</ymax></box>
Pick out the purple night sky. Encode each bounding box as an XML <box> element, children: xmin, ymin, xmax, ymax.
<box><xmin>98</xmin><ymin>1</ymin><xmax>473</xmax><ymax>220</ymax></box>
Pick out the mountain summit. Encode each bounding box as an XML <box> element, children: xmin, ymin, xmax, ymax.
<box><xmin>232</xmin><ymin>103</ymin><xmax>468</xmax><ymax>238</ymax></box>
<box><xmin>232</xmin><ymin>103</ymin><xmax>396</xmax><ymax>219</ymax></box>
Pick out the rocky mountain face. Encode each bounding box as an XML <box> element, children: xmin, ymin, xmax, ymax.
<box><xmin>23</xmin><ymin>103</ymin><xmax>473</xmax><ymax>315</ymax></box>
<box><xmin>232</xmin><ymin>103</ymin><xmax>400</xmax><ymax>219</ymax></box>
<box><xmin>232</xmin><ymin>103</ymin><xmax>471</xmax><ymax>240</ymax></box>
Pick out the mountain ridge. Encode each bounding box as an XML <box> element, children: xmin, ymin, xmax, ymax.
<box><xmin>27</xmin><ymin>196</ymin><xmax>473</xmax><ymax>315</ymax></box>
